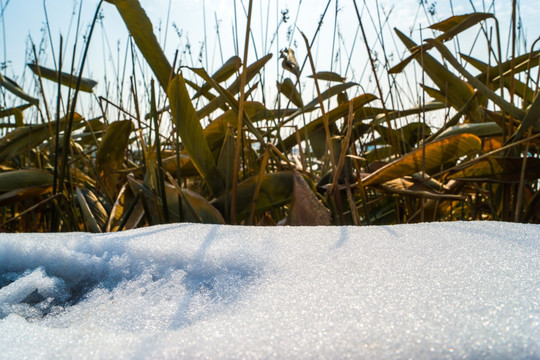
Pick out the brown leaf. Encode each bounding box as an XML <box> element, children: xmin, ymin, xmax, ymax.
<box><xmin>287</xmin><ymin>169</ymin><xmax>331</xmax><ymax>225</ymax></box>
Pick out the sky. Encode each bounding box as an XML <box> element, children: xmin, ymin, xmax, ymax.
<box><xmin>0</xmin><ymin>0</ymin><xmax>539</xmax><ymax>118</ymax></box>
<box><xmin>0</xmin><ymin>221</ymin><xmax>538</xmax><ymax>358</ymax></box>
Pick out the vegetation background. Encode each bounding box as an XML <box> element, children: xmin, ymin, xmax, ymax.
<box><xmin>0</xmin><ymin>0</ymin><xmax>539</xmax><ymax>231</ymax></box>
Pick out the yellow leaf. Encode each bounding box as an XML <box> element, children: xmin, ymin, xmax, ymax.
<box><xmin>362</xmin><ymin>134</ymin><xmax>482</xmax><ymax>186</ymax></box>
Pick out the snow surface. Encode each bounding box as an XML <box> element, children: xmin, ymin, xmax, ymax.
<box><xmin>0</xmin><ymin>222</ymin><xmax>538</xmax><ymax>359</ymax></box>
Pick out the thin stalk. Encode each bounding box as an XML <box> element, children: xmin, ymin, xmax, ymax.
<box><xmin>117</xmin><ymin>190</ymin><xmax>143</xmax><ymax>231</ymax></box>
<box><xmin>515</xmin><ymin>129</ymin><xmax>531</xmax><ymax>222</ymax></box>
<box><xmin>301</xmin><ymin>32</ymin><xmax>336</xmax><ymax>175</ymax></box>
<box><xmin>248</xmin><ymin>145</ymin><xmax>269</xmax><ymax>225</ymax></box>
<box><xmin>164</xmin><ymin>171</ymin><xmax>203</xmax><ymax>223</ymax></box>
<box><xmin>51</xmin><ymin>35</ymin><xmax>63</xmax><ymax>232</ymax></box>
<box><xmin>230</xmin><ymin>0</ymin><xmax>253</xmax><ymax>225</ymax></box>
<box><xmin>330</xmin><ymin>102</ymin><xmax>354</xmax><ymax>193</ymax></box>
<box><xmin>52</xmin><ymin>36</ymin><xmax>63</xmax><ymax>196</ymax></box>
<box><xmin>352</xmin><ymin>0</ymin><xmax>397</xmax><ymax>155</ymax></box>
<box><xmin>300</xmin><ymin>31</ymin><xmax>344</xmax><ymax>224</ymax></box>
<box><xmin>0</xmin><ymin>193</ymin><xmax>62</xmax><ymax>230</ymax></box>
<box><xmin>30</xmin><ymin>45</ymin><xmax>52</xmax><ymax>127</ymax></box>
<box><xmin>420</xmin><ymin>24</ymin><xmax>426</xmax><ymax>223</ymax></box>
<box><xmin>150</xmin><ymin>80</ymin><xmax>169</xmax><ymax>223</ymax></box>
<box><xmin>58</xmin><ymin>0</ymin><xmax>104</xmax><ymax>198</ymax></box>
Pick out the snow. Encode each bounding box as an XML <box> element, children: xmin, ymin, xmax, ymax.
<box><xmin>0</xmin><ymin>222</ymin><xmax>538</xmax><ymax>359</ymax></box>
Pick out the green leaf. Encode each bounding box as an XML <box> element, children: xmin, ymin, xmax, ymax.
<box><xmin>168</xmin><ymin>74</ymin><xmax>224</xmax><ymax>195</ymax></box>
<box><xmin>106</xmin><ymin>0</ymin><xmax>171</xmax><ymax>91</ymax></box>
<box><xmin>27</xmin><ymin>63</ymin><xmax>97</xmax><ymax>92</ymax></box>
<box><xmin>362</xmin><ymin>133</ymin><xmax>482</xmax><ymax>186</ymax></box>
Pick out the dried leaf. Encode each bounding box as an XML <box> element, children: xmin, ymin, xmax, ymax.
<box><xmin>96</xmin><ymin>120</ymin><xmax>133</xmax><ymax>196</ymax></box>
<box><xmin>0</xmin><ymin>113</ymin><xmax>83</xmax><ymax>163</ymax></box>
<box><xmin>277</xmin><ymin>78</ymin><xmax>303</xmax><ymax>108</ymax></box>
<box><xmin>192</xmin><ymin>56</ymin><xmax>242</xmax><ymax>99</ymax></box>
<box><xmin>308</xmin><ymin>71</ymin><xmax>346</xmax><ymax>82</ymax></box>
<box><xmin>282</xmin><ymin>94</ymin><xmax>378</xmax><ymax>151</ymax></box>
<box><xmin>435</xmin><ymin>122</ymin><xmax>502</xmax><ymax>140</ymax></box>
<box><xmin>27</xmin><ymin>63</ymin><xmax>97</xmax><ymax>92</ymax></box>
<box><xmin>448</xmin><ymin>157</ymin><xmax>540</xmax><ymax>183</ymax></box>
<box><xmin>168</xmin><ymin>74</ymin><xmax>224</xmax><ymax>195</ymax></box>
<box><xmin>212</xmin><ymin>171</ymin><xmax>294</xmax><ymax>222</ymax></box>
<box><xmin>197</xmin><ymin>54</ymin><xmax>273</xmax><ymax>119</ymax></box>
<box><xmin>0</xmin><ymin>169</ymin><xmax>53</xmax><ymax>192</ymax></box>
<box><xmin>287</xmin><ymin>169</ymin><xmax>331</xmax><ymax>225</ymax></box>
<box><xmin>106</xmin><ymin>0</ymin><xmax>171</xmax><ymax>90</ymax></box>
<box><xmin>362</xmin><ymin>134</ymin><xmax>482</xmax><ymax>186</ymax></box>
<box><xmin>76</xmin><ymin>188</ymin><xmax>107</xmax><ymax>233</ymax></box>
<box><xmin>0</xmin><ymin>71</ymin><xmax>39</xmax><ymax>105</ymax></box>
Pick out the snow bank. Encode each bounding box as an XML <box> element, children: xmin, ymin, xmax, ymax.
<box><xmin>0</xmin><ymin>222</ymin><xmax>538</xmax><ymax>359</ymax></box>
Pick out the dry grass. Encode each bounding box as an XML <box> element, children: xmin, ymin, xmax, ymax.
<box><xmin>0</xmin><ymin>0</ymin><xmax>539</xmax><ymax>231</ymax></box>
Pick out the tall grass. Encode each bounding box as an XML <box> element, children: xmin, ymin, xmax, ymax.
<box><xmin>0</xmin><ymin>0</ymin><xmax>538</xmax><ymax>231</ymax></box>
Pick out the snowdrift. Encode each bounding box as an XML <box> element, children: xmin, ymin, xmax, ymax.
<box><xmin>0</xmin><ymin>222</ymin><xmax>538</xmax><ymax>359</ymax></box>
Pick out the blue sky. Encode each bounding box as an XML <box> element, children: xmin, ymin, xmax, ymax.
<box><xmin>1</xmin><ymin>0</ymin><xmax>539</xmax><ymax>111</ymax></box>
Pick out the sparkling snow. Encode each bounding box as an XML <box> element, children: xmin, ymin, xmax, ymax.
<box><xmin>0</xmin><ymin>222</ymin><xmax>538</xmax><ymax>359</ymax></box>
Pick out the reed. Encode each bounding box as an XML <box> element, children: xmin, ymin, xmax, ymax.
<box><xmin>0</xmin><ymin>0</ymin><xmax>538</xmax><ymax>231</ymax></box>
